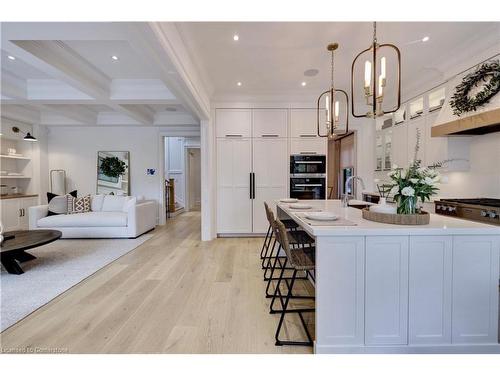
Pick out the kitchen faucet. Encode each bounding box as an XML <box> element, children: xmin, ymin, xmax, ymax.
<box><xmin>342</xmin><ymin>176</ymin><xmax>366</xmax><ymax>207</ymax></box>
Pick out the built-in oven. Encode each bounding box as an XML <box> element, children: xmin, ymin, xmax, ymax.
<box><xmin>290</xmin><ymin>154</ymin><xmax>326</xmax><ymax>175</ymax></box>
<box><xmin>290</xmin><ymin>177</ymin><xmax>326</xmax><ymax>200</ymax></box>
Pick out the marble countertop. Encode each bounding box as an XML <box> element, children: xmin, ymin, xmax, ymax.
<box><xmin>276</xmin><ymin>199</ymin><xmax>500</xmax><ymax>237</ymax></box>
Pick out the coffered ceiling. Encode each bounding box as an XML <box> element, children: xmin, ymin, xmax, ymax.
<box><xmin>177</xmin><ymin>22</ymin><xmax>500</xmax><ymax>101</ymax></box>
<box><xmin>1</xmin><ymin>22</ymin><xmax>199</xmax><ymax>127</ymax></box>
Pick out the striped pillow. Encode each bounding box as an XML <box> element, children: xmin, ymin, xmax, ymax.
<box><xmin>67</xmin><ymin>194</ymin><xmax>91</xmax><ymax>214</ymax></box>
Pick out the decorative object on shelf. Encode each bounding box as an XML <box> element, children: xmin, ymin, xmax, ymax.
<box><xmin>383</xmin><ymin>130</ymin><xmax>440</xmax><ymax>215</ymax></box>
<box><xmin>97</xmin><ymin>151</ymin><xmax>130</xmax><ymax>195</ymax></box>
<box><xmin>11</xmin><ymin>126</ymin><xmax>37</xmax><ymax>142</ymax></box>
<box><xmin>317</xmin><ymin>42</ymin><xmax>349</xmax><ymax>138</ymax></box>
<box><xmin>351</xmin><ymin>22</ymin><xmax>401</xmax><ymax>118</ymax></box>
<box><xmin>449</xmin><ymin>59</ymin><xmax>500</xmax><ymax>116</ymax></box>
<box><xmin>7</xmin><ymin>148</ymin><xmax>17</xmax><ymax>155</ymax></box>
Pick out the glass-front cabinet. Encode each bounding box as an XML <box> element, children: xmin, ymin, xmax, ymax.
<box><xmin>384</xmin><ymin>130</ymin><xmax>392</xmax><ymax>170</ymax></box>
<box><xmin>428</xmin><ymin>87</ymin><xmax>446</xmax><ymax>112</ymax></box>
<box><xmin>375</xmin><ymin>132</ymin><xmax>383</xmax><ymax>171</ymax></box>
<box><xmin>409</xmin><ymin>97</ymin><xmax>424</xmax><ymax>119</ymax></box>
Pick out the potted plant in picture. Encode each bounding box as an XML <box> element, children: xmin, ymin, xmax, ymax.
<box><xmin>385</xmin><ymin>130</ymin><xmax>441</xmax><ymax>215</ymax></box>
<box><xmin>100</xmin><ymin>156</ymin><xmax>127</xmax><ymax>179</ymax></box>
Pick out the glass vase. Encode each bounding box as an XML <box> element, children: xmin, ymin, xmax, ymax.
<box><xmin>397</xmin><ymin>196</ymin><xmax>418</xmax><ymax>215</ymax></box>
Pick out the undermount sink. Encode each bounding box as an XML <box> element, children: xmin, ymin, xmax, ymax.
<box><xmin>348</xmin><ymin>200</ymin><xmax>375</xmax><ymax>210</ymax></box>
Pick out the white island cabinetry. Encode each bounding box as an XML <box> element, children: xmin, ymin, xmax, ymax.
<box><xmin>278</xmin><ymin>200</ymin><xmax>500</xmax><ymax>353</ymax></box>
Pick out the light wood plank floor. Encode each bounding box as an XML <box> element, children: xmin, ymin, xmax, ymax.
<box><xmin>0</xmin><ymin>211</ymin><xmax>314</xmax><ymax>354</ymax></box>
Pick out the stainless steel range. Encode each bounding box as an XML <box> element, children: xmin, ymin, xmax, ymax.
<box><xmin>434</xmin><ymin>198</ymin><xmax>500</xmax><ymax>226</ymax></box>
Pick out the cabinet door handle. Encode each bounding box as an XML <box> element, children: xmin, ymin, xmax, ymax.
<box><xmin>261</xmin><ymin>134</ymin><xmax>279</xmax><ymax>138</ymax></box>
<box><xmin>299</xmin><ymin>152</ymin><xmax>317</xmax><ymax>155</ymax></box>
<box><xmin>252</xmin><ymin>172</ymin><xmax>256</xmax><ymax>199</ymax></box>
<box><xmin>23</xmin><ymin>208</ymin><xmax>25</xmax><ymax>216</ymax></box>
<box><xmin>299</xmin><ymin>134</ymin><xmax>316</xmax><ymax>138</ymax></box>
<box><xmin>225</xmin><ymin>134</ymin><xmax>243</xmax><ymax>137</ymax></box>
<box><xmin>249</xmin><ymin>173</ymin><xmax>253</xmax><ymax>199</ymax></box>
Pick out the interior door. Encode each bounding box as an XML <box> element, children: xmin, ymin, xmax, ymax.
<box><xmin>252</xmin><ymin>138</ymin><xmax>288</xmax><ymax>233</ymax></box>
<box><xmin>216</xmin><ymin>138</ymin><xmax>252</xmax><ymax>234</ymax></box>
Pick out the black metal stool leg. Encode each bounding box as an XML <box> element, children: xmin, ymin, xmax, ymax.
<box><xmin>275</xmin><ymin>269</ymin><xmax>314</xmax><ymax>347</ymax></box>
<box><xmin>260</xmin><ymin>224</ymin><xmax>272</xmax><ymax>260</ymax></box>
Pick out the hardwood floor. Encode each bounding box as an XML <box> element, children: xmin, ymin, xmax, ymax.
<box><xmin>0</xmin><ymin>211</ymin><xmax>314</xmax><ymax>354</ymax></box>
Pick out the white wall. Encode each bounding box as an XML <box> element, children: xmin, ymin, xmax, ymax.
<box><xmin>47</xmin><ymin>126</ymin><xmax>162</xmax><ymax>203</ymax></box>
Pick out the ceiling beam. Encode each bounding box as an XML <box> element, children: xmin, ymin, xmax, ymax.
<box><xmin>33</xmin><ymin>103</ymin><xmax>98</xmax><ymax>124</ymax></box>
<box><xmin>1</xmin><ymin>104</ymin><xmax>40</xmax><ymax>124</ymax></box>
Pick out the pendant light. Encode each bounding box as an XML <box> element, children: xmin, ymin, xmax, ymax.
<box><xmin>317</xmin><ymin>42</ymin><xmax>349</xmax><ymax>138</ymax></box>
<box><xmin>12</xmin><ymin>126</ymin><xmax>37</xmax><ymax>142</ymax></box>
<box><xmin>351</xmin><ymin>22</ymin><xmax>401</xmax><ymax>118</ymax></box>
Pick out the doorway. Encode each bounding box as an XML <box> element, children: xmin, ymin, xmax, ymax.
<box><xmin>163</xmin><ymin>136</ymin><xmax>201</xmax><ymax>220</ymax></box>
<box><xmin>186</xmin><ymin>147</ymin><xmax>201</xmax><ymax>211</ymax></box>
<box><xmin>327</xmin><ymin>132</ymin><xmax>357</xmax><ymax>199</ymax></box>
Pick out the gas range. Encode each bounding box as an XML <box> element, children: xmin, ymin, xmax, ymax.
<box><xmin>434</xmin><ymin>198</ymin><xmax>500</xmax><ymax>226</ymax></box>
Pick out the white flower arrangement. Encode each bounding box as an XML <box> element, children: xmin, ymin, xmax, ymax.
<box><xmin>383</xmin><ymin>129</ymin><xmax>442</xmax><ymax>214</ymax></box>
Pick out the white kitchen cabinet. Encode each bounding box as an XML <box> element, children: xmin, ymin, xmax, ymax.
<box><xmin>216</xmin><ymin>138</ymin><xmax>253</xmax><ymax>234</ymax></box>
<box><xmin>252</xmin><ymin>138</ymin><xmax>288</xmax><ymax>233</ymax></box>
<box><xmin>316</xmin><ymin>236</ymin><xmax>365</xmax><ymax>346</ymax></box>
<box><xmin>290</xmin><ymin>108</ymin><xmax>318</xmax><ymax>137</ymax></box>
<box><xmin>0</xmin><ymin>196</ymin><xmax>38</xmax><ymax>231</ymax></box>
<box><xmin>290</xmin><ymin>137</ymin><xmax>327</xmax><ymax>155</ymax></box>
<box><xmin>252</xmin><ymin>109</ymin><xmax>287</xmax><ymax>138</ymax></box>
<box><xmin>1</xmin><ymin>199</ymin><xmax>22</xmax><ymax>231</ymax></box>
<box><xmin>452</xmin><ymin>236</ymin><xmax>500</xmax><ymax>344</ymax></box>
<box><xmin>216</xmin><ymin>108</ymin><xmax>288</xmax><ymax>234</ymax></box>
<box><xmin>365</xmin><ymin>236</ymin><xmax>409</xmax><ymax>345</ymax></box>
<box><xmin>407</xmin><ymin>116</ymin><xmax>426</xmax><ymax>165</ymax></box>
<box><xmin>409</xmin><ymin>236</ymin><xmax>452</xmax><ymax>345</ymax></box>
<box><xmin>215</xmin><ymin>109</ymin><xmax>252</xmax><ymax>138</ymax></box>
<box><xmin>20</xmin><ymin>197</ymin><xmax>38</xmax><ymax>229</ymax></box>
<box><xmin>391</xmin><ymin>123</ymin><xmax>408</xmax><ymax>168</ymax></box>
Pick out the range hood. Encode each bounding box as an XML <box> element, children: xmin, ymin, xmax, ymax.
<box><xmin>431</xmin><ymin>107</ymin><xmax>500</xmax><ymax>136</ymax></box>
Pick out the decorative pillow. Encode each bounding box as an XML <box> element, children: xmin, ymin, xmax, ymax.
<box><xmin>91</xmin><ymin>194</ymin><xmax>105</xmax><ymax>212</ymax></box>
<box><xmin>67</xmin><ymin>194</ymin><xmax>91</xmax><ymax>214</ymax></box>
<box><xmin>101</xmin><ymin>195</ymin><xmax>129</xmax><ymax>212</ymax></box>
<box><xmin>47</xmin><ymin>190</ymin><xmax>77</xmax><ymax>216</ymax></box>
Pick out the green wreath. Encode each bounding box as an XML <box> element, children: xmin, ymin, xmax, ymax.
<box><xmin>449</xmin><ymin>59</ymin><xmax>500</xmax><ymax>116</ymax></box>
<box><xmin>100</xmin><ymin>156</ymin><xmax>127</xmax><ymax>178</ymax></box>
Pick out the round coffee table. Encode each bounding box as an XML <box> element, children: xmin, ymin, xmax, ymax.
<box><xmin>1</xmin><ymin>230</ymin><xmax>62</xmax><ymax>274</ymax></box>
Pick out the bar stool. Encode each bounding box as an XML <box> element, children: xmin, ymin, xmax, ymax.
<box><xmin>260</xmin><ymin>202</ymin><xmax>298</xmax><ymax>269</ymax></box>
<box><xmin>271</xmin><ymin>218</ymin><xmax>315</xmax><ymax>347</ymax></box>
<box><xmin>263</xmin><ymin>203</ymin><xmax>314</xmax><ymax>301</ymax></box>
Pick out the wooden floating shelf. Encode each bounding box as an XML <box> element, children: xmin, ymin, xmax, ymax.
<box><xmin>0</xmin><ymin>154</ymin><xmax>30</xmax><ymax>160</ymax></box>
<box><xmin>0</xmin><ymin>176</ymin><xmax>31</xmax><ymax>179</ymax></box>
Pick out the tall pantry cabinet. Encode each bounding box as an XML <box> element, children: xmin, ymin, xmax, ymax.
<box><xmin>216</xmin><ymin>108</ymin><xmax>288</xmax><ymax>234</ymax></box>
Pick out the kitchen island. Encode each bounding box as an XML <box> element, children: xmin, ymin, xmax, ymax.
<box><xmin>277</xmin><ymin>199</ymin><xmax>500</xmax><ymax>353</ymax></box>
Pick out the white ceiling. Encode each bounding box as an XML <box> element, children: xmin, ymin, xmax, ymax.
<box><xmin>177</xmin><ymin>22</ymin><xmax>500</xmax><ymax>100</ymax></box>
<box><xmin>1</xmin><ymin>22</ymin><xmax>199</xmax><ymax>127</ymax></box>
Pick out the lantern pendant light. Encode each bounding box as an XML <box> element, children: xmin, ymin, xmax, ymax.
<box><xmin>317</xmin><ymin>42</ymin><xmax>349</xmax><ymax>139</ymax></box>
<box><xmin>351</xmin><ymin>22</ymin><xmax>401</xmax><ymax>118</ymax></box>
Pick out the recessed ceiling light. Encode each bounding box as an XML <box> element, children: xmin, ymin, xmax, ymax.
<box><xmin>7</xmin><ymin>55</ymin><xmax>16</xmax><ymax>60</ymax></box>
<box><xmin>233</xmin><ymin>34</ymin><xmax>239</xmax><ymax>41</ymax></box>
<box><xmin>422</xmin><ymin>36</ymin><xmax>430</xmax><ymax>42</ymax></box>
<box><xmin>111</xmin><ymin>55</ymin><xmax>119</xmax><ymax>61</ymax></box>
<box><xmin>301</xmin><ymin>82</ymin><xmax>307</xmax><ymax>87</ymax></box>
<box><xmin>237</xmin><ymin>82</ymin><xmax>242</xmax><ymax>86</ymax></box>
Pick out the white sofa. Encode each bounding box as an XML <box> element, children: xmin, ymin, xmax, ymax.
<box><xmin>29</xmin><ymin>195</ymin><xmax>157</xmax><ymax>238</ymax></box>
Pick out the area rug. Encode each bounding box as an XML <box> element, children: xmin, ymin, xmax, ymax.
<box><xmin>0</xmin><ymin>235</ymin><xmax>153</xmax><ymax>331</ymax></box>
